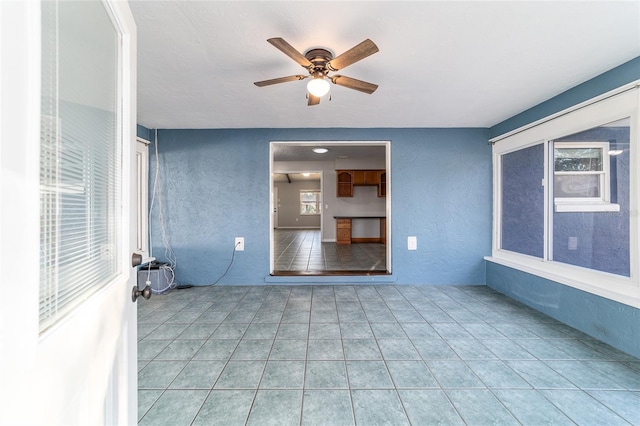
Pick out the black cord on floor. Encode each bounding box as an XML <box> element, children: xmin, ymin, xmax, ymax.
<box><xmin>207</xmin><ymin>242</ymin><xmax>240</xmax><ymax>286</ymax></box>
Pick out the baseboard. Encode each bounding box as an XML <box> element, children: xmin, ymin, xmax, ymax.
<box><xmin>275</xmin><ymin>226</ymin><xmax>321</xmax><ymax>230</ymax></box>
<box><xmin>351</xmin><ymin>237</ymin><xmax>383</xmax><ymax>244</ymax></box>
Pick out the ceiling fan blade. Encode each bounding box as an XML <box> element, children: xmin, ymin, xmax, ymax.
<box><xmin>330</xmin><ymin>75</ymin><xmax>378</xmax><ymax>94</ymax></box>
<box><xmin>254</xmin><ymin>75</ymin><xmax>307</xmax><ymax>87</ymax></box>
<box><xmin>267</xmin><ymin>38</ymin><xmax>313</xmax><ymax>68</ymax></box>
<box><xmin>327</xmin><ymin>39</ymin><xmax>379</xmax><ymax>71</ymax></box>
<box><xmin>307</xmin><ymin>94</ymin><xmax>320</xmax><ymax>106</ymax></box>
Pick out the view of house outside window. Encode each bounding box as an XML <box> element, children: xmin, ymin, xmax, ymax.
<box><xmin>300</xmin><ymin>190</ymin><xmax>321</xmax><ymax>215</ymax></box>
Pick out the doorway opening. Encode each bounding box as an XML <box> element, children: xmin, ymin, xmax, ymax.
<box><xmin>270</xmin><ymin>141</ymin><xmax>391</xmax><ymax>276</ymax></box>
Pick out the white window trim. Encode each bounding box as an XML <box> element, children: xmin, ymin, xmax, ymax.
<box><xmin>487</xmin><ymin>82</ymin><xmax>640</xmax><ymax>308</ymax></box>
<box><xmin>135</xmin><ymin>137</ymin><xmax>150</xmax><ymax>256</ymax></box>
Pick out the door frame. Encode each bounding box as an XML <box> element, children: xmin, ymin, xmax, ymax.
<box><xmin>273</xmin><ymin>185</ymin><xmax>279</xmax><ymax>228</ymax></box>
<box><xmin>269</xmin><ymin>141</ymin><xmax>391</xmax><ymax>275</ymax></box>
<box><xmin>0</xmin><ymin>1</ymin><xmax>138</xmax><ymax>424</ymax></box>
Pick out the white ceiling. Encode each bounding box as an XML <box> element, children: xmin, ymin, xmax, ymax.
<box><xmin>273</xmin><ymin>172</ymin><xmax>321</xmax><ymax>182</ymax></box>
<box><xmin>130</xmin><ymin>1</ymin><xmax>640</xmax><ymax>130</ymax></box>
<box><xmin>273</xmin><ymin>143</ymin><xmax>386</xmax><ymax>162</ymax></box>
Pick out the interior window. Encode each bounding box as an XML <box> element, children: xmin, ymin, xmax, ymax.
<box><xmin>496</xmin><ymin>117</ymin><xmax>631</xmax><ymax>277</ymax></box>
<box><xmin>500</xmin><ymin>143</ymin><xmax>545</xmax><ymax>258</ymax></box>
<box><xmin>551</xmin><ymin>118</ymin><xmax>630</xmax><ymax>276</ymax></box>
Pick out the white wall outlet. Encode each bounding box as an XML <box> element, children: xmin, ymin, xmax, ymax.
<box><xmin>235</xmin><ymin>237</ymin><xmax>245</xmax><ymax>251</ymax></box>
<box><xmin>408</xmin><ymin>236</ymin><xmax>417</xmax><ymax>250</ymax></box>
<box><xmin>568</xmin><ymin>236</ymin><xmax>577</xmax><ymax>251</ymax></box>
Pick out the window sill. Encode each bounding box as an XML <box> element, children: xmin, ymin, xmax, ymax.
<box><xmin>485</xmin><ymin>253</ymin><xmax>640</xmax><ymax>309</ymax></box>
<box><xmin>554</xmin><ymin>202</ymin><xmax>620</xmax><ymax>212</ymax></box>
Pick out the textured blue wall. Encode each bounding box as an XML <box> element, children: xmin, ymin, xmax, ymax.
<box><xmin>148</xmin><ymin>128</ymin><xmax>492</xmax><ymax>285</ymax></box>
<box><xmin>137</xmin><ymin>124</ymin><xmax>152</xmax><ymax>141</ymax></box>
<box><xmin>490</xmin><ymin>56</ymin><xmax>640</xmax><ymax>138</ymax></box>
<box><xmin>486</xmin><ymin>262</ymin><xmax>640</xmax><ymax>358</ymax></box>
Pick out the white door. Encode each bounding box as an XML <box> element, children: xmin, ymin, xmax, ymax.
<box><xmin>0</xmin><ymin>1</ymin><xmax>138</xmax><ymax>424</ymax></box>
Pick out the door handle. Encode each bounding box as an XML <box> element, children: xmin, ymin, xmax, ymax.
<box><xmin>132</xmin><ymin>252</ymin><xmax>143</xmax><ymax>267</ymax></box>
<box><xmin>131</xmin><ymin>252</ymin><xmax>152</xmax><ymax>302</ymax></box>
<box><xmin>132</xmin><ymin>285</ymin><xmax>151</xmax><ymax>302</ymax></box>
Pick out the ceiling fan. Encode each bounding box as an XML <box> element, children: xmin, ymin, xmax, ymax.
<box><xmin>254</xmin><ymin>37</ymin><xmax>379</xmax><ymax>106</ymax></box>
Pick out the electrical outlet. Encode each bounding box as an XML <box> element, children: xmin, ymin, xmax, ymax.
<box><xmin>408</xmin><ymin>236</ymin><xmax>417</xmax><ymax>250</ymax></box>
<box><xmin>568</xmin><ymin>236</ymin><xmax>577</xmax><ymax>251</ymax></box>
<box><xmin>235</xmin><ymin>237</ymin><xmax>245</xmax><ymax>251</ymax></box>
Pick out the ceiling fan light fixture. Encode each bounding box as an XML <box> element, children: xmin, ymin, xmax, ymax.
<box><xmin>307</xmin><ymin>76</ymin><xmax>330</xmax><ymax>97</ymax></box>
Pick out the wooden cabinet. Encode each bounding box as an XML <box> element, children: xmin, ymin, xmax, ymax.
<box><xmin>335</xmin><ymin>217</ymin><xmax>386</xmax><ymax>245</ymax></box>
<box><xmin>353</xmin><ymin>170</ymin><xmax>379</xmax><ymax>185</ymax></box>
<box><xmin>336</xmin><ymin>169</ymin><xmax>386</xmax><ymax>197</ymax></box>
<box><xmin>336</xmin><ymin>218</ymin><xmax>352</xmax><ymax>245</ymax></box>
<box><xmin>378</xmin><ymin>172</ymin><xmax>386</xmax><ymax>197</ymax></box>
<box><xmin>336</xmin><ymin>170</ymin><xmax>354</xmax><ymax>197</ymax></box>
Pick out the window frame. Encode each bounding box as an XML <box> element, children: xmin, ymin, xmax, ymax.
<box><xmin>39</xmin><ymin>0</ymin><xmax>124</xmax><ymax>331</ymax></box>
<box><xmin>300</xmin><ymin>189</ymin><xmax>321</xmax><ymax>216</ymax></box>
<box><xmin>487</xmin><ymin>82</ymin><xmax>640</xmax><ymax>308</ymax></box>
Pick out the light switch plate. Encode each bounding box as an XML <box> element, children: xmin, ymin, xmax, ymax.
<box><xmin>408</xmin><ymin>236</ymin><xmax>417</xmax><ymax>250</ymax></box>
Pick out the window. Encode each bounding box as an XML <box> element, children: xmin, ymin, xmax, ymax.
<box><xmin>553</xmin><ymin>141</ymin><xmax>619</xmax><ymax>212</ymax></box>
<box><xmin>39</xmin><ymin>1</ymin><xmax>120</xmax><ymax>331</ymax></box>
<box><xmin>489</xmin><ymin>84</ymin><xmax>638</xmax><ymax>306</ymax></box>
<box><xmin>300</xmin><ymin>190</ymin><xmax>321</xmax><ymax>215</ymax></box>
<box><xmin>500</xmin><ymin>143</ymin><xmax>544</xmax><ymax>258</ymax></box>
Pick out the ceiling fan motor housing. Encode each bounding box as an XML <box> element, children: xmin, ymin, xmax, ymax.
<box><xmin>304</xmin><ymin>48</ymin><xmax>333</xmax><ymax>75</ymax></box>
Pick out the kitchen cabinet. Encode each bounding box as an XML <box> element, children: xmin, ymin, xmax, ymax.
<box><xmin>336</xmin><ymin>170</ymin><xmax>354</xmax><ymax>197</ymax></box>
<box><xmin>353</xmin><ymin>170</ymin><xmax>379</xmax><ymax>185</ymax></box>
<box><xmin>336</xmin><ymin>169</ymin><xmax>386</xmax><ymax>197</ymax></box>
<box><xmin>378</xmin><ymin>172</ymin><xmax>386</xmax><ymax>197</ymax></box>
<box><xmin>336</xmin><ymin>218</ymin><xmax>352</xmax><ymax>245</ymax></box>
<box><xmin>335</xmin><ymin>216</ymin><xmax>386</xmax><ymax>245</ymax></box>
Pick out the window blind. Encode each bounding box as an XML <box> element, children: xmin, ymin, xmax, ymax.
<box><xmin>39</xmin><ymin>1</ymin><xmax>121</xmax><ymax>332</ymax></box>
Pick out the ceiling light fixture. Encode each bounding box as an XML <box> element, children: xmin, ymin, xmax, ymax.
<box><xmin>302</xmin><ymin>173</ymin><xmax>311</xmax><ymax>177</ymax></box>
<box><xmin>307</xmin><ymin>74</ymin><xmax>330</xmax><ymax>98</ymax></box>
<box><xmin>312</xmin><ymin>148</ymin><xmax>328</xmax><ymax>154</ymax></box>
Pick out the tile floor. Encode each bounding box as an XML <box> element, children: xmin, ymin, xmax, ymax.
<box><xmin>274</xmin><ymin>229</ymin><xmax>387</xmax><ymax>272</ymax></box>
<box><xmin>137</xmin><ymin>285</ymin><xmax>640</xmax><ymax>425</ymax></box>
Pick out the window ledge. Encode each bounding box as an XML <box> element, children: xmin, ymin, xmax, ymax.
<box><xmin>554</xmin><ymin>202</ymin><xmax>620</xmax><ymax>212</ymax></box>
<box><xmin>485</xmin><ymin>254</ymin><xmax>640</xmax><ymax>309</ymax></box>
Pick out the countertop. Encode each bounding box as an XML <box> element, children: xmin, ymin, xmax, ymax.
<box><xmin>334</xmin><ymin>216</ymin><xmax>386</xmax><ymax>219</ymax></box>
